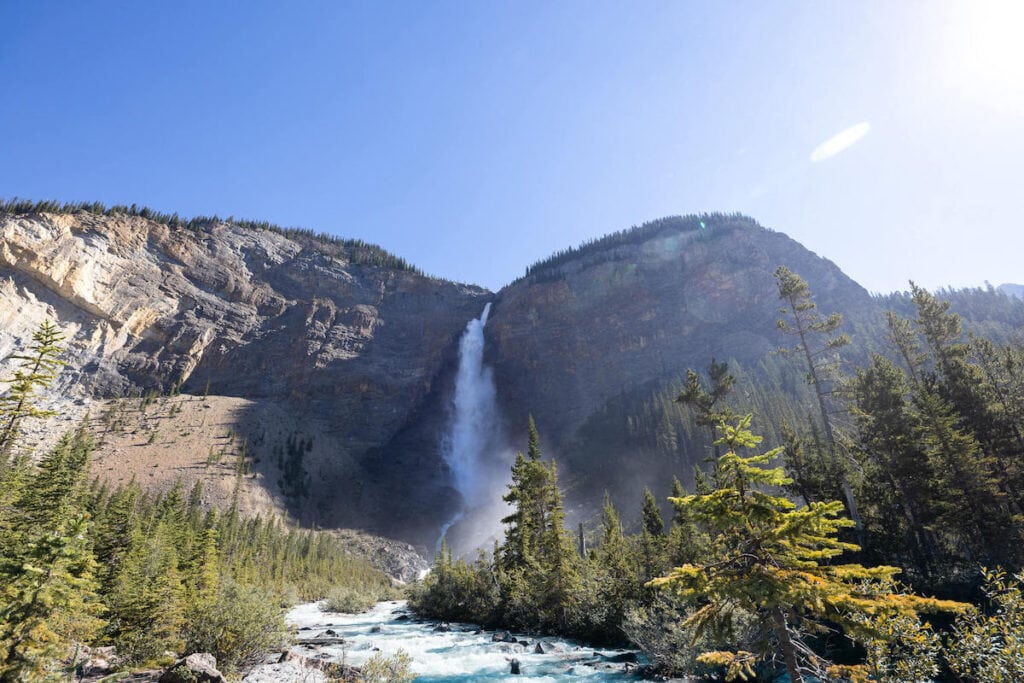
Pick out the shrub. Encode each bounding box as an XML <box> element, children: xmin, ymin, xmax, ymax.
<box><xmin>183</xmin><ymin>578</ymin><xmax>288</xmax><ymax>673</ymax></box>
<box><xmin>945</xmin><ymin>568</ymin><xmax>1024</xmax><ymax>683</ymax></box>
<box><xmin>320</xmin><ymin>585</ymin><xmax>377</xmax><ymax>614</ymax></box>
<box><xmin>360</xmin><ymin>649</ymin><xmax>414</xmax><ymax>683</ymax></box>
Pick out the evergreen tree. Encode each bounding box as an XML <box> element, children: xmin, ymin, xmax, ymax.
<box><xmin>639</xmin><ymin>487</ymin><xmax>667</xmax><ymax>582</ymax></box>
<box><xmin>0</xmin><ymin>321</ymin><xmax>65</xmax><ymax>455</ymax></box>
<box><xmin>497</xmin><ymin>419</ymin><xmax>580</xmax><ymax>632</ymax></box>
<box><xmin>0</xmin><ymin>515</ymin><xmax>105</xmax><ymax>681</ymax></box>
<box><xmin>886</xmin><ymin>309</ymin><xmax>1016</xmax><ymax>568</ymax></box>
<box><xmin>0</xmin><ymin>432</ymin><xmax>104</xmax><ymax>680</ymax></box>
<box><xmin>774</xmin><ymin>266</ymin><xmax>861</xmax><ymax>538</ymax></box>
<box><xmin>105</xmin><ymin>520</ymin><xmax>186</xmax><ymax>663</ymax></box>
<box><xmin>666</xmin><ymin>476</ymin><xmax>705</xmax><ymax>566</ymax></box>
<box><xmin>849</xmin><ymin>354</ymin><xmax>938</xmax><ymax>579</ymax></box>
<box><xmin>675</xmin><ymin>359</ymin><xmax>737</xmax><ymax>459</ymax></box>
<box><xmin>651</xmin><ymin>415</ymin><xmax>967</xmax><ymax>683</ymax></box>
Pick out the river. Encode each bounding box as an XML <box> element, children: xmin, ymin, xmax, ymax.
<box><xmin>279</xmin><ymin>600</ymin><xmax>666</xmax><ymax>681</ymax></box>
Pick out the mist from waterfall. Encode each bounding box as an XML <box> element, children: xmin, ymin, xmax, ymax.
<box><xmin>438</xmin><ymin>303</ymin><xmax>511</xmax><ymax>553</ymax></box>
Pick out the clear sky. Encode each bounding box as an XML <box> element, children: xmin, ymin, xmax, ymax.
<box><xmin>2</xmin><ymin>1</ymin><xmax>1021</xmax><ymax>293</ymax></box>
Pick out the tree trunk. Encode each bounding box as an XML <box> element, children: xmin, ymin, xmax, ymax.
<box><xmin>771</xmin><ymin>606</ymin><xmax>803</xmax><ymax>683</ymax></box>
<box><xmin>797</xmin><ymin>324</ymin><xmax>863</xmax><ymax>544</ymax></box>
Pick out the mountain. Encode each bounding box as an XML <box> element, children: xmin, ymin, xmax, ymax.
<box><xmin>3</xmin><ymin>204</ymin><xmax>1022</xmax><ymax>551</ymax></box>
<box><xmin>484</xmin><ymin>215</ymin><xmax>880</xmax><ymax>506</ymax></box>
<box><xmin>999</xmin><ymin>283</ymin><xmax>1024</xmax><ymax>299</ymax></box>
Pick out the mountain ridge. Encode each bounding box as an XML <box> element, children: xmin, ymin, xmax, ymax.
<box><xmin>2</xmin><ymin>201</ymin><xmax>1022</xmax><ymax>551</ymax></box>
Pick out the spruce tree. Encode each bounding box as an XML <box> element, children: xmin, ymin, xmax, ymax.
<box><xmin>0</xmin><ymin>432</ymin><xmax>104</xmax><ymax>680</ymax></box>
<box><xmin>0</xmin><ymin>321</ymin><xmax>66</xmax><ymax>455</ymax></box>
<box><xmin>651</xmin><ymin>415</ymin><xmax>967</xmax><ymax>683</ymax></box>
<box><xmin>639</xmin><ymin>487</ymin><xmax>667</xmax><ymax>582</ymax></box>
<box><xmin>675</xmin><ymin>359</ymin><xmax>736</xmax><ymax>459</ymax></box>
<box><xmin>774</xmin><ymin>266</ymin><xmax>861</xmax><ymax>537</ymax></box>
<box><xmin>886</xmin><ymin>308</ymin><xmax>1015</xmax><ymax>567</ymax></box>
<box><xmin>666</xmin><ymin>476</ymin><xmax>704</xmax><ymax>566</ymax></box>
<box><xmin>498</xmin><ymin>419</ymin><xmax>580</xmax><ymax>632</ymax></box>
<box><xmin>849</xmin><ymin>354</ymin><xmax>938</xmax><ymax>578</ymax></box>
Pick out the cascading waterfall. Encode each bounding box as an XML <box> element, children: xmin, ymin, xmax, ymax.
<box><xmin>438</xmin><ymin>303</ymin><xmax>501</xmax><ymax>550</ymax></box>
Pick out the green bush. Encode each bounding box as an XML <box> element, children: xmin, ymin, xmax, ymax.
<box><xmin>945</xmin><ymin>568</ymin><xmax>1024</xmax><ymax>682</ymax></box>
<box><xmin>183</xmin><ymin>579</ymin><xmax>288</xmax><ymax>673</ymax></box>
<box><xmin>321</xmin><ymin>585</ymin><xmax>377</xmax><ymax>614</ymax></box>
<box><xmin>360</xmin><ymin>649</ymin><xmax>414</xmax><ymax>683</ymax></box>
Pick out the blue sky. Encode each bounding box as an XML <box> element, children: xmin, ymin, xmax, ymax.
<box><xmin>2</xmin><ymin>1</ymin><xmax>1021</xmax><ymax>292</ymax></box>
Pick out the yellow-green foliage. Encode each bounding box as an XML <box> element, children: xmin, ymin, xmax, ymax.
<box><xmin>650</xmin><ymin>415</ymin><xmax>969</xmax><ymax>683</ymax></box>
<box><xmin>360</xmin><ymin>648</ymin><xmax>415</xmax><ymax>683</ymax></box>
<box><xmin>945</xmin><ymin>568</ymin><xmax>1024</xmax><ymax>683</ymax></box>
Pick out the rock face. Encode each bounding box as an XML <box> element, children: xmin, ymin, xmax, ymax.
<box><xmin>0</xmin><ymin>210</ymin><xmax>897</xmax><ymax>547</ymax></box>
<box><xmin>484</xmin><ymin>215</ymin><xmax>878</xmax><ymax>504</ymax></box>
<box><xmin>0</xmin><ymin>211</ymin><xmax>488</xmax><ymax>541</ymax></box>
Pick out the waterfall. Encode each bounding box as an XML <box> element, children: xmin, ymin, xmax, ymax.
<box><xmin>438</xmin><ymin>303</ymin><xmax>502</xmax><ymax>550</ymax></box>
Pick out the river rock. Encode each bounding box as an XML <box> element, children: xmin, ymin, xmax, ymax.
<box><xmin>297</xmin><ymin>637</ymin><xmax>345</xmax><ymax>646</ymax></box>
<box><xmin>242</xmin><ymin>661</ymin><xmax>327</xmax><ymax>683</ymax></box>
<box><xmin>158</xmin><ymin>653</ymin><xmax>227</xmax><ymax>683</ymax></box>
<box><xmin>277</xmin><ymin>650</ymin><xmax>358</xmax><ymax>679</ymax></box>
<box><xmin>602</xmin><ymin>652</ymin><xmax>639</xmax><ymax>664</ymax></box>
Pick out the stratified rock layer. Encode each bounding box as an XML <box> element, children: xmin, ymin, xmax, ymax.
<box><xmin>0</xmin><ymin>211</ymin><xmax>488</xmax><ymax>540</ymax></box>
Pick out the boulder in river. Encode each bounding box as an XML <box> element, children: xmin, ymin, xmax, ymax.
<box><xmin>278</xmin><ymin>650</ymin><xmax>359</xmax><ymax>679</ymax></box>
<box><xmin>158</xmin><ymin>653</ymin><xmax>227</xmax><ymax>683</ymax></box>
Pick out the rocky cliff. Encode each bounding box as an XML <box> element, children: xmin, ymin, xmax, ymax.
<box><xmin>4</xmin><ymin>207</ymin><xmax>977</xmax><ymax>549</ymax></box>
<box><xmin>484</xmin><ymin>214</ymin><xmax>880</xmax><ymax>511</ymax></box>
<box><xmin>0</xmin><ymin>210</ymin><xmax>489</xmax><ymax>542</ymax></box>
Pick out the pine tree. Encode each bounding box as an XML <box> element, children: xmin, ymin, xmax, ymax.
<box><xmin>105</xmin><ymin>520</ymin><xmax>186</xmax><ymax>663</ymax></box>
<box><xmin>910</xmin><ymin>284</ymin><xmax>1023</xmax><ymax>516</ymax></box>
<box><xmin>639</xmin><ymin>487</ymin><xmax>667</xmax><ymax>582</ymax></box>
<box><xmin>498</xmin><ymin>419</ymin><xmax>580</xmax><ymax>632</ymax></box>
<box><xmin>586</xmin><ymin>493</ymin><xmax>639</xmax><ymax>638</ymax></box>
<box><xmin>666</xmin><ymin>476</ymin><xmax>704</xmax><ymax>566</ymax></box>
<box><xmin>0</xmin><ymin>515</ymin><xmax>105</xmax><ymax>681</ymax></box>
<box><xmin>675</xmin><ymin>359</ymin><xmax>736</xmax><ymax>459</ymax></box>
<box><xmin>886</xmin><ymin>309</ymin><xmax>1015</xmax><ymax>567</ymax></box>
<box><xmin>0</xmin><ymin>432</ymin><xmax>104</xmax><ymax>680</ymax></box>
<box><xmin>774</xmin><ymin>266</ymin><xmax>862</xmax><ymax>539</ymax></box>
<box><xmin>0</xmin><ymin>321</ymin><xmax>66</xmax><ymax>455</ymax></box>
<box><xmin>651</xmin><ymin>415</ymin><xmax>967</xmax><ymax>683</ymax></box>
<box><xmin>849</xmin><ymin>354</ymin><xmax>938</xmax><ymax>578</ymax></box>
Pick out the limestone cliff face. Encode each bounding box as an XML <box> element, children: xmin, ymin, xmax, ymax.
<box><xmin>0</xmin><ymin>211</ymin><xmax>489</xmax><ymax>540</ymax></box>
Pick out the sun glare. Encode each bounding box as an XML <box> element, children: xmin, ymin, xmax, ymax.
<box><xmin>941</xmin><ymin>0</ymin><xmax>1024</xmax><ymax>113</ymax></box>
